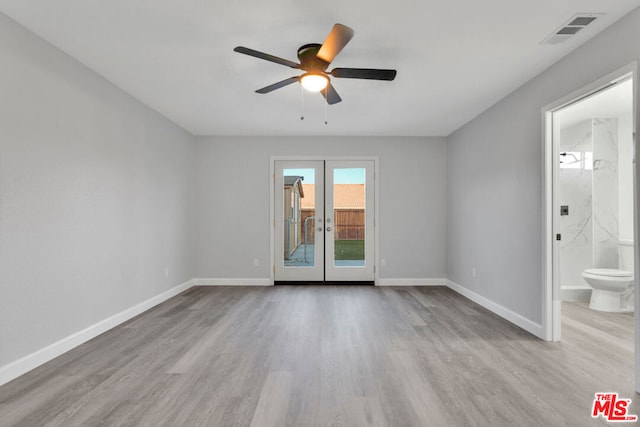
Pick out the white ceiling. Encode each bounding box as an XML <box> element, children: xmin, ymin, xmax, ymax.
<box><xmin>1</xmin><ymin>0</ymin><xmax>639</xmax><ymax>136</ymax></box>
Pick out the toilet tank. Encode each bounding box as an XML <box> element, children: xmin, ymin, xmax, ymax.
<box><xmin>619</xmin><ymin>239</ymin><xmax>635</xmax><ymax>273</ymax></box>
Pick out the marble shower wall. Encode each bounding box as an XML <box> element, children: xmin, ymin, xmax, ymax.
<box><xmin>592</xmin><ymin>118</ymin><xmax>619</xmax><ymax>268</ymax></box>
<box><xmin>559</xmin><ymin>118</ymin><xmax>620</xmax><ymax>290</ymax></box>
<box><xmin>618</xmin><ymin>114</ymin><xmax>634</xmax><ymax>241</ymax></box>
<box><xmin>559</xmin><ymin>120</ymin><xmax>593</xmax><ymax>288</ymax></box>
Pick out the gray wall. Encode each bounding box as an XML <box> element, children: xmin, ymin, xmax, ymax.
<box><xmin>447</xmin><ymin>7</ymin><xmax>640</xmax><ymax>326</ymax></box>
<box><xmin>0</xmin><ymin>13</ymin><xmax>197</xmax><ymax>367</ymax></box>
<box><xmin>195</xmin><ymin>136</ymin><xmax>447</xmax><ymax>280</ymax></box>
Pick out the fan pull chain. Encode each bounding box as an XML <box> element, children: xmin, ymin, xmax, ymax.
<box><xmin>324</xmin><ymin>98</ymin><xmax>328</xmax><ymax>125</ymax></box>
<box><xmin>300</xmin><ymin>85</ymin><xmax>305</xmax><ymax>121</ymax></box>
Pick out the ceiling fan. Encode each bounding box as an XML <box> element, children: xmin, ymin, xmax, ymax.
<box><xmin>233</xmin><ymin>23</ymin><xmax>397</xmax><ymax>105</ymax></box>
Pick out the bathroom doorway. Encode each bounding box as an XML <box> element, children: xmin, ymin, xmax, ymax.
<box><xmin>543</xmin><ymin>64</ymin><xmax>639</xmax><ymax>392</ymax></box>
<box><xmin>555</xmin><ymin>78</ymin><xmax>634</xmax><ymax>310</ymax></box>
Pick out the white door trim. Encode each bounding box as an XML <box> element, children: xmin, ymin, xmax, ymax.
<box><xmin>270</xmin><ymin>156</ymin><xmax>379</xmax><ymax>284</ymax></box>
<box><xmin>541</xmin><ymin>61</ymin><xmax>639</xmax><ymax>392</ymax></box>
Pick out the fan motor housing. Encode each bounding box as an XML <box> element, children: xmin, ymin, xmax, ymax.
<box><xmin>297</xmin><ymin>43</ymin><xmax>329</xmax><ymax>71</ymax></box>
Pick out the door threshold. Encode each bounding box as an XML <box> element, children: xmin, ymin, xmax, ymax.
<box><xmin>274</xmin><ymin>281</ymin><xmax>375</xmax><ymax>286</ymax></box>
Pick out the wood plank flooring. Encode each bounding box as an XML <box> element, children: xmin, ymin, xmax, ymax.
<box><xmin>0</xmin><ymin>286</ymin><xmax>635</xmax><ymax>426</ymax></box>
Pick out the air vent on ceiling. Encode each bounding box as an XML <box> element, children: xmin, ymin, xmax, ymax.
<box><xmin>540</xmin><ymin>13</ymin><xmax>604</xmax><ymax>45</ymax></box>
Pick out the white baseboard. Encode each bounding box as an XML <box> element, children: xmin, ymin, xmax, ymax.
<box><xmin>446</xmin><ymin>280</ymin><xmax>544</xmax><ymax>338</ymax></box>
<box><xmin>0</xmin><ymin>279</ymin><xmax>195</xmax><ymax>387</ymax></box>
<box><xmin>195</xmin><ymin>278</ymin><xmax>272</xmax><ymax>286</ymax></box>
<box><xmin>376</xmin><ymin>278</ymin><xmax>447</xmax><ymax>286</ymax></box>
<box><xmin>560</xmin><ymin>286</ymin><xmax>592</xmax><ymax>302</ymax></box>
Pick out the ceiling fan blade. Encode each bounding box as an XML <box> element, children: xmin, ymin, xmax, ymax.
<box><xmin>255</xmin><ymin>77</ymin><xmax>300</xmax><ymax>94</ymax></box>
<box><xmin>321</xmin><ymin>83</ymin><xmax>342</xmax><ymax>105</ymax></box>
<box><xmin>316</xmin><ymin>24</ymin><xmax>354</xmax><ymax>64</ymax></box>
<box><xmin>331</xmin><ymin>68</ymin><xmax>397</xmax><ymax>80</ymax></box>
<box><xmin>234</xmin><ymin>46</ymin><xmax>300</xmax><ymax>69</ymax></box>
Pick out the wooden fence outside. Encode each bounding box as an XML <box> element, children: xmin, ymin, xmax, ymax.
<box><xmin>301</xmin><ymin>209</ymin><xmax>364</xmax><ymax>243</ymax></box>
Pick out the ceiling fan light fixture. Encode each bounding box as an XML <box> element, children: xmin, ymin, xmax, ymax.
<box><xmin>300</xmin><ymin>73</ymin><xmax>329</xmax><ymax>92</ymax></box>
<box><xmin>234</xmin><ymin>23</ymin><xmax>397</xmax><ymax>105</ymax></box>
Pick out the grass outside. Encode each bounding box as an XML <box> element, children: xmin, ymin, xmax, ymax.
<box><xmin>334</xmin><ymin>240</ymin><xmax>364</xmax><ymax>260</ymax></box>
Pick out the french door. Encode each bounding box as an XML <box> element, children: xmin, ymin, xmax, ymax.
<box><xmin>274</xmin><ymin>160</ymin><xmax>374</xmax><ymax>283</ymax></box>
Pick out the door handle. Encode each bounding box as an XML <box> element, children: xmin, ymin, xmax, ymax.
<box><xmin>317</xmin><ymin>227</ymin><xmax>323</xmax><ymax>232</ymax></box>
<box><xmin>326</xmin><ymin>226</ymin><xmax>332</xmax><ymax>232</ymax></box>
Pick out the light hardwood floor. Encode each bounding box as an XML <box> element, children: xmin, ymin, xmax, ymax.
<box><xmin>0</xmin><ymin>286</ymin><xmax>636</xmax><ymax>426</ymax></box>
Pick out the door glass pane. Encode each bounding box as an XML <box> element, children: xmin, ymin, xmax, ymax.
<box><xmin>333</xmin><ymin>168</ymin><xmax>365</xmax><ymax>267</ymax></box>
<box><xmin>283</xmin><ymin>168</ymin><xmax>315</xmax><ymax>267</ymax></box>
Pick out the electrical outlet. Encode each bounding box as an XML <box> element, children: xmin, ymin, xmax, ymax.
<box><xmin>380</xmin><ymin>258</ymin><xmax>386</xmax><ymax>267</ymax></box>
<box><xmin>472</xmin><ymin>267</ymin><xmax>476</xmax><ymax>278</ymax></box>
<box><xmin>253</xmin><ymin>258</ymin><xmax>260</xmax><ymax>267</ymax></box>
<box><xmin>164</xmin><ymin>267</ymin><xmax>169</xmax><ymax>277</ymax></box>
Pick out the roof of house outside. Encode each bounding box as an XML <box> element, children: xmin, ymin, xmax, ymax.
<box><xmin>300</xmin><ymin>184</ymin><xmax>364</xmax><ymax>209</ymax></box>
<box><xmin>284</xmin><ymin>176</ymin><xmax>302</xmax><ymax>186</ymax></box>
<box><xmin>284</xmin><ymin>176</ymin><xmax>304</xmax><ymax>197</ymax></box>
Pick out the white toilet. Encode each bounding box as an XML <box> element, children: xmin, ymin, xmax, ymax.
<box><xmin>582</xmin><ymin>240</ymin><xmax>634</xmax><ymax>312</ymax></box>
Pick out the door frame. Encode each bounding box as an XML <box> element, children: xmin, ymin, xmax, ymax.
<box><xmin>269</xmin><ymin>156</ymin><xmax>379</xmax><ymax>285</ymax></box>
<box><xmin>541</xmin><ymin>61</ymin><xmax>639</xmax><ymax>391</ymax></box>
